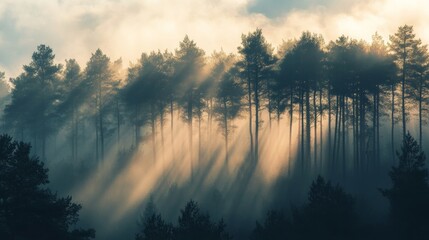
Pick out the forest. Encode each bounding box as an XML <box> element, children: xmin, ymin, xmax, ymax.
<box><xmin>1</xmin><ymin>24</ymin><xmax>429</xmax><ymax>239</ymax></box>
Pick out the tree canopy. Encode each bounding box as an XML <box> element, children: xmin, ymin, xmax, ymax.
<box><xmin>0</xmin><ymin>134</ymin><xmax>94</xmax><ymax>239</ymax></box>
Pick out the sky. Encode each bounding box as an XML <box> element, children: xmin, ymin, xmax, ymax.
<box><xmin>0</xmin><ymin>0</ymin><xmax>428</xmax><ymax>79</ymax></box>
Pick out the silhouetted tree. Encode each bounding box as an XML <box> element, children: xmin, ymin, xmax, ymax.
<box><xmin>4</xmin><ymin>45</ymin><xmax>62</xmax><ymax>161</ymax></box>
<box><xmin>0</xmin><ymin>134</ymin><xmax>94</xmax><ymax>239</ymax></box>
<box><xmin>136</xmin><ymin>198</ymin><xmax>173</xmax><ymax>240</ymax></box>
<box><xmin>276</xmin><ymin>40</ymin><xmax>298</xmax><ymax>174</ymax></box>
<box><xmin>250</xmin><ymin>210</ymin><xmax>291</xmax><ymax>240</ymax></box>
<box><xmin>201</xmin><ymin>51</ymin><xmax>235</xmax><ymax>160</ymax></box>
<box><xmin>60</xmin><ymin>59</ymin><xmax>83</xmax><ymax>162</ymax></box>
<box><xmin>368</xmin><ymin>33</ymin><xmax>396</xmax><ymax>167</ymax></box>
<box><xmin>157</xmin><ymin>51</ymin><xmax>175</xmax><ymax>160</ymax></box>
<box><xmin>122</xmin><ymin>60</ymin><xmax>147</xmax><ymax>146</ymax></box>
<box><xmin>389</xmin><ymin>25</ymin><xmax>422</xmax><ymax>141</ymax></box>
<box><xmin>409</xmin><ymin>43</ymin><xmax>429</xmax><ymax>148</ymax></box>
<box><xmin>381</xmin><ymin>133</ymin><xmax>429</xmax><ymax>240</ymax></box>
<box><xmin>327</xmin><ymin>36</ymin><xmax>356</xmax><ymax>175</ymax></box>
<box><xmin>360</xmin><ymin>37</ymin><xmax>396</xmax><ymax>170</ymax></box>
<box><xmin>174</xmin><ymin>36</ymin><xmax>205</xmax><ymax>178</ymax></box>
<box><xmin>137</xmin><ymin>51</ymin><xmax>170</xmax><ymax>161</ymax></box>
<box><xmin>85</xmin><ymin>49</ymin><xmax>115</xmax><ymax>162</ymax></box>
<box><xmin>283</xmin><ymin>32</ymin><xmax>324</xmax><ymax>174</ymax></box>
<box><xmin>174</xmin><ymin>200</ymin><xmax>231</xmax><ymax>240</ymax></box>
<box><xmin>238</xmin><ymin>29</ymin><xmax>274</xmax><ymax>165</ymax></box>
<box><xmin>214</xmin><ymin>66</ymin><xmax>244</xmax><ymax>165</ymax></box>
<box><xmin>0</xmin><ymin>72</ymin><xmax>10</xmax><ymax>132</ymax></box>
<box><xmin>110</xmin><ymin>58</ymin><xmax>125</xmax><ymax>149</ymax></box>
<box><xmin>293</xmin><ymin>176</ymin><xmax>357</xmax><ymax>239</ymax></box>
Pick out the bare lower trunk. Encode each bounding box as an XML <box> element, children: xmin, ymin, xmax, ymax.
<box><xmin>333</xmin><ymin>96</ymin><xmax>339</xmax><ymax>172</ymax></box>
<box><xmin>247</xmin><ymin>78</ymin><xmax>254</xmax><ymax>164</ymax></box>
<box><xmin>170</xmin><ymin>98</ymin><xmax>175</xmax><ymax>157</ymax></box>
<box><xmin>151</xmin><ymin>105</ymin><xmax>157</xmax><ymax>162</ymax></box>
<box><xmin>305</xmin><ymin>90</ymin><xmax>311</xmax><ymax>170</ymax></box>
<box><xmin>300</xmin><ymin>91</ymin><xmax>305</xmax><ymax>175</ymax></box>
<box><xmin>402</xmin><ymin>55</ymin><xmax>406</xmax><ymax>141</ymax></box>
<box><xmin>160</xmin><ymin>111</ymin><xmax>165</xmax><ymax>162</ymax></box>
<box><xmin>255</xmin><ymin>80</ymin><xmax>260</xmax><ymax>165</ymax></box>
<box><xmin>95</xmin><ymin>115</ymin><xmax>99</xmax><ymax>163</ymax></box>
<box><xmin>328</xmin><ymin>88</ymin><xmax>332</xmax><ymax>167</ymax></box>
<box><xmin>360</xmin><ymin>91</ymin><xmax>366</xmax><ymax>172</ymax></box>
<box><xmin>391</xmin><ymin>84</ymin><xmax>395</xmax><ymax>162</ymax></box>
<box><xmin>313</xmin><ymin>90</ymin><xmax>317</xmax><ymax>169</ymax></box>
<box><xmin>288</xmin><ymin>89</ymin><xmax>294</xmax><ymax>177</ymax></box>
<box><xmin>198</xmin><ymin>115</ymin><xmax>202</xmax><ymax>164</ymax></box>
<box><xmin>419</xmin><ymin>80</ymin><xmax>423</xmax><ymax>149</ymax></box>
<box><xmin>224</xmin><ymin>100</ymin><xmax>229</xmax><ymax>165</ymax></box>
<box><xmin>342</xmin><ymin>96</ymin><xmax>346</xmax><ymax>179</ymax></box>
<box><xmin>319</xmin><ymin>89</ymin><xmax>323</xmax><ymax>172</ymax></box>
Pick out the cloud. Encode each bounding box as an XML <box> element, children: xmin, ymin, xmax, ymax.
<box><xmin>270</xmin><ymin>0</ymin><xmax>429</xmax><ymax>44</ymax></box>
<box><xmin>0</xmin><ymin>0</ymin><xmax>428</xmax><ymax>79</ymax></box>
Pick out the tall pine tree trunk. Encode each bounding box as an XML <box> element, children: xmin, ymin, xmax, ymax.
<box><xmin>300</xmin><ymin>90</ymin><xmax>305</xmax><ymax>175</ymax></box>
<box><xmin>198</xmin><ymin>114</ymin><xmax>202</xmax><ymax>165</ymax></box>
<box><xmin>376</xmin><ymin>91</ymin><xmax>380</xmax><ymax>168</ymax></box>
<box><xmin>402</xmin><ymin>50</ymin><xmax>406</xmax><ymax>141</ymax></box>
<box><xmin>391</xmin><ymin>84</ymin><xmax>395</xmax><ymax>162</ymax></box>
<box><xmin>151</xmin><ymin>103</ymin><xmax>157</xmax><ymax>162</ymax></box>
<box><xmin>342</xmin><ymin>96</ymin><xmax>346</xmax><ymax>179</ymax></box>
<box><xmin>98</xmin><ymin>84</ymin><xmax>104</xmax><ymax>162</ymax></box>
<box><xmin>319</xmin><ymin>89</ymin><xmax>323</xmax><ymax>172</ymax></box>
<box><xmin>170</xmin><ymin>98</ymin><xmax>174</xmax><ymax>157</ymax></box>
<box><xmin>188</xmin><ymin>92</ymin><xmax>193</xmax><ymax>180</ymax></box>
<box><xmin>359</xmin><ymin>91</ymin><xmax>366</xmax><ymax>172</ymax></box>
<box><xmin>333</xmin><ymin>96</ymin><xmax>339</xmax><ymax>172</ymax></box>
<box><xmin>328</xmin><ymin>87</ymin><xmax>332</xmax><ymax>166</ymax></box>
<box><xmin>247</xmin><ymin>77</ymin><xmax>254</xmax><ymax>164</ymax></box>
<box><xmin>160</xmin><ymin>109</ymin><xmax>165</xmax><ymax>162</ymax></box>
<box><xmin>223</xmin><ymin>99</ymin><xmax>229</xmax><ymax>165</ymax></box>
<box><xmin>116</xmin><ymin>97</ymin><xmax>121</xmax><ymax>148</ymax></box>
<box><xmin>288</xmin><ymin>89</ymin><xmax>294</xmax><ymax>176</ymax></box>
<box><xmin>305</xmin><ymin>90</ymin><xmax>311</xmax><ymax>170</ymax></box>
<box><xmin>313</xmin><ymin>90</ymin><xmax>317</xmax><ymax>168</ymax></box>
<box><xmin>373</xmin><ymin>94</ymin><xmax>377</xmax><ymax>166</ymax></box>
<box><xmin>419</xmin><ymin>79</ymin><xmax>423</xmax><ymax>149</ymax></box>
<box><xmin>254</xmin><ymin>78</ymin><xmax>260</xmax><ymax>165</ymax></box>
<box><xmin>95</xmin><ymin>114</ymin><xmax>99</xmax><ymax>163</ymax></box>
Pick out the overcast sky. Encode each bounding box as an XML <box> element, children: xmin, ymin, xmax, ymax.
<box><xmin>0</xmin><ymin>0</ymin><xmax>428</xmax><ymax>79</ymax></box>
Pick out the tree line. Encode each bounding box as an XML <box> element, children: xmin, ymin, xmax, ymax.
<box><xmin>1</xmin><ymin>25</ymin><xmax>428</xmax><ymax>178</ymax></box>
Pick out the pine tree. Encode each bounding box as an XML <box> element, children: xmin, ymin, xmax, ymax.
<box><xmin>0</xmin><ymin>134</ymin><xmax>95</xmax><ymax>239</ymax></box>
<box><xmin>381</xmin><ymin>133</ymin><xmax>429</xmax><ymax>240</ymax></box>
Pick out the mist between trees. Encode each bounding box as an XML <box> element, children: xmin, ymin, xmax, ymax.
<box><xmin>1</xmin><ymin>25</ymin><xmax>429</xmax><ymax>239</ymax></box>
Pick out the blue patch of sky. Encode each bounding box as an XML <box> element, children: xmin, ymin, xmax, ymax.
<box><xmin>247</xmin><ymin>0</ymin><xmax>336</xmax><ymax>18</ymax></box>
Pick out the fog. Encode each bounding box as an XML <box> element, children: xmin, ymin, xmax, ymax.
<box><xmin>1</xmin><ymin>1</ymin><xmax>429</xmax><ymax>239</ymax></box>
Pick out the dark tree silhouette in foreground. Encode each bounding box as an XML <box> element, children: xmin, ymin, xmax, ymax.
<box><xmin>0</xmin><ymin>134</ymin><xmax>94</xmax><ymax>239</ymax></box>
<box><xmin>136</xmin><ymin>198</ymin><xmax>173</xmax><ymax>240</ymax></box>
<box><xmin>175</xmin><ymin>200</ymin><xmax>231</xmax><ymax>240</ymax></box>
<box><xmin>250</xmin><ymin>210</ymin><xmax>291</xmax><ymax>240</ymax></box>
<box><xmin>136</xmin><ymin>200</ymin><xmax>231</xmax><ymax>240</ymax></box>
<box><xmin>381</xmin><ymin>133</ymin><xmax>429</xmax><ymax>240</ymax></box>
<box><xmin>292</xmin><ymin>176</ymin><xmax>357</xmax><ymax>240</ymax></box>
